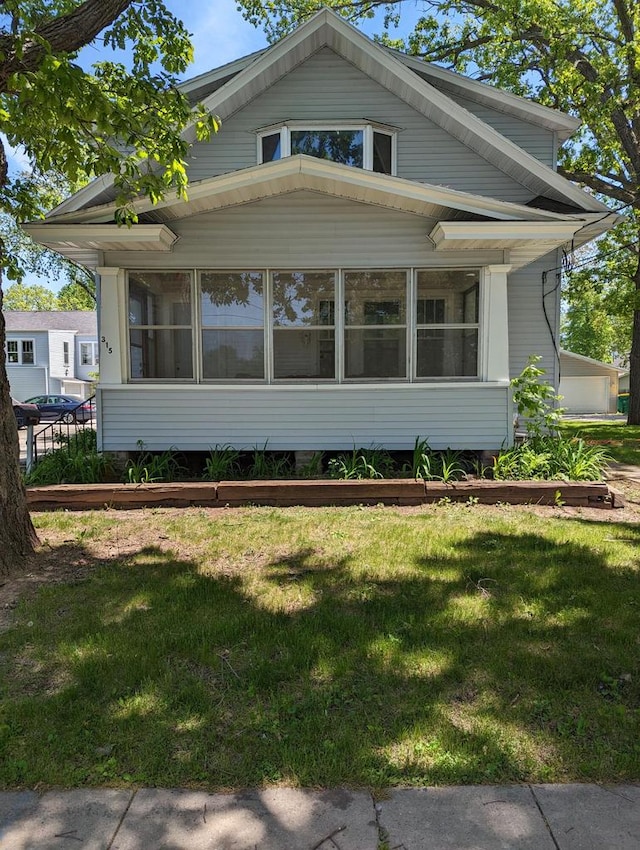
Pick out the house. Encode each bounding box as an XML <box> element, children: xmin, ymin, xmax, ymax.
<box><xmin>559</xmin><ymin>350</ymin><xmax>626</xmax><ymax>414</ymax></box>
<box><xmin>5</xmin><ymin>311</ymin><xmax>98</xmax><ymax>401</ymax></box>
<box><xmin>23</xmin><ymin>9</ymin><xmax>617</xmax><ymax>457</ymax></box>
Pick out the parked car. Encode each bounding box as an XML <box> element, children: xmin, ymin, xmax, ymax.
<box><xmin>12</xmin><ymin>397</ymin><xmax>41</xmax><ymax>428</ymax></box>
<box><xmin>23</xmin><ymin>394</ymin><xmax>94</xmax><ymax>424</ymax></box>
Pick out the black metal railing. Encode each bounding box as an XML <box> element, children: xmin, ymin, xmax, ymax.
<box><xmin>26</xmin><ymin>395</ymin><xmax>96</xmax><ymax>475</ymax></box>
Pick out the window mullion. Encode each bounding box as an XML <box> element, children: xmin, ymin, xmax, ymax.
<box><xmin>265</xmin><ymin>269</ymin><xmax>273</xmax><ymax>383</ymax></box>
<box><xmin>363</xmin><ymin>125</ymin><xmax>373</xmax><ymax>170</ymax></box>
<box><xmin>336</xmin><ymin>270</ymin><xmax>344</xmax><ymax>383</ymax></box>
<box><xmin>281</xmin><ymin>127</ymin><xmax>290</xmax><ymax>158</ymax></box>
<box><xmin>193</xmin><ymin>269</ymin><xmax>201</xmax><ymax>383</ymax></box>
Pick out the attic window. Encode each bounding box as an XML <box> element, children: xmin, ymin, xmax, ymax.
<box><xmin>258</xmin><ymin>123</ymin><xmax>396</xmax><ymax>175</ymax></box>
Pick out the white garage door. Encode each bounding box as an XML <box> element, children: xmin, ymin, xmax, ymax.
<box><xmin>559</xmin><ymin>376</ymin><xmax>610</xmax><ymax>414</ymax></box>
<box><xmin>7</xmin><ymin>366</ymin><xmax>48</xmax><ymax>402</ymax></box>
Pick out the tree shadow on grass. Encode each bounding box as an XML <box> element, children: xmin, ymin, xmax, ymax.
<box><xmin>0</xmin><ymin>527</ymin><xmax>638</xmax><ymax>795</ymax></box>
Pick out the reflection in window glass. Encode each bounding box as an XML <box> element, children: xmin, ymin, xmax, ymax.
<box><xmin>262</xmin><ymin>133</ymin><xmax>281</xmax><ymax>163</ymax></box>
<box><xmin>201</xmin><ymin>272</ymin><xmax>263</xmax><ymax>327</ymax></box>
<box><xmin>372</xmin><ymin>131</ymin><xmax>392</xmax><ymax>174</ymax></box>
<box><xmin>21</xmin><ymin>340</ymin><xmax>34</xmax><ymax>365</ymax></box>
<box><xmin>6</xmin><ymin>341</ymin><xmax>18</xmax><ymax>363</ymax></box>
<box><xmin>291</xmin><ymin>130</ymin><xmax>363</xmax><ymax>167</ymax></box>
<box><xmin>201</xmin><ymin>272</ymin><xmax>264</xmax><ymax>379</ymax></box>
<box><xmin>272</xmin><ymin>272</ymin><xmax>336</xmax><ymax>327</ymax></box>
<box><xmin>416</xmin><ymin>270</ymin><xmax>479</xmax><ymax>378</ymax></box>
<box><xmin>272</xmin><ymin>271</ymin><xmax>336</xmax><ymax>379</ymax></box>
<box><xmin>128</xmin><ymin>272</ymin><xmax>193</xmax><ymax>379</ymax></box>
<box><xmin>344</xmin><ymin>271</ymin><xmax>407</xmax><ymax>379</ymax></box>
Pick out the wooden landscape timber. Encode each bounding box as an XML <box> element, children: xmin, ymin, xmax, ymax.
<box><xmin>26</xmin><ymin>479</ymin><xmax>621</xmax><ymax>511</ymax></box>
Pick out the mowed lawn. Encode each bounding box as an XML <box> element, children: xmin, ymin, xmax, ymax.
<box><xmin>0</xmin><ymin>504</ymin><xmax>639</xmax><ymax>789</ymax></box>
<box><xmin>560</xmin><ymin>419</ymin><xmax>640</xmax><ymax>464</ymax></box>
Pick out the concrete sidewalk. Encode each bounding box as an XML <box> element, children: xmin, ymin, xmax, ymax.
<box><xmin>1</xmin><ymin>784</ymin><xmax>639</xmax><ymax>849</ymax></box>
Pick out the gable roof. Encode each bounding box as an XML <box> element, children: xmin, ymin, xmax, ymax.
<box><xmin>177</xmin><ymin>41</ymin><xmax>581</xmax><ymax>143</ymax></box>
<box><xmin>5</xmin><ymin>311</ymin><xmax>97</xmax><ymax>334</ymax></box>
<box><xmin>560</xmin><ymin>349</ymin><xmax>627</xmax><ymax>375</ymax></box>
<box><xmin>25</xmin><ymin>157</ymin><xmax>619</xmax><ymax>272</ymax></box>
<box><xmin>50</xmin><ymin>7</ymin><xmax>605</xmax><ymax>219</ymax></box>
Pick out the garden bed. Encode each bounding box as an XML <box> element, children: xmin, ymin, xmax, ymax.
<box><xmin>26</xmin><ymin>477</ymin><xmax>621</xmax><ymax>510</ymax></box>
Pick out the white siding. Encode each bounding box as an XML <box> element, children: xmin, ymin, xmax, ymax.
<box><xmin>7</xmin><ymin>366</ymin><xmax>48</xmax><ymax>401</ymax></box>
<box><xmin>183</xmin><ymin>48</ymin><xmax>534</xmax><ymax>205</ymax></box>
<box><xmin>48</xmin><ymin>330</ymin><xmax>76</xmax><ymax>378</ymax></box>
<box><xmin>438</xmin><ymin>92</ymin><xmax>555</xmax><ymax>167</ymax></box>
<box><xmin>508</xmin><ymin>257</ymin><xmax>560</xmax><ymax>384</ymax></box>
<box><xmin>76</xmin><ymin>335</ymin><xmax>99</xmax><ymax>381</ymax></box>
<box><xmin>5</xmin><ymin>330</ymin><xmax>48</xmax><ymax>368</ymax></box>
<box><xmin>105</xmin><ymin>192</ymin><xmax>505</xmax><ymax>269</ymax></box>
<box><xmin>99</xmin><ymin>384</ymin><xmax>511</xmax><ymax>451</ymax></box>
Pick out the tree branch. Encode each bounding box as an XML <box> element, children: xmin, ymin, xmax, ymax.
<box><xmin>0</xmin><ymin>0</ymin><xmax>134</xmax><ymax>90</ymax></box>
<box><xmin>557</xmin><ymin>165</ymin><xmax>637</xmax><ymax>205</ymax></box>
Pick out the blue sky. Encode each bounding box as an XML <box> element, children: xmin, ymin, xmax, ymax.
<box><xmin>5</xmin><ymin>0</ymin><xmax>425</xmax><ymax>292</ymax></box>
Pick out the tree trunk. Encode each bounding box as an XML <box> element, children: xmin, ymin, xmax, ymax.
<box><xmin>0</xmin><ymin>293</ymin><xmax>39</xmax><ymax>577</ymax></box>
<box><xmin>627</xmin><ymin>247</ymin><xmax>640</xmax><ymax>424</ymax></box>
<box><xmin>0</xmin><ymin>142</ymin><xmax>38</xmax><ymax>577</ymax></box>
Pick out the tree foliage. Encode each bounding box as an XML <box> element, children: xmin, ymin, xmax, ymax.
<box><xmin>0</xmin><ymin>0</ymin><xmax>217</xmax><ymax>576</ymax></box>
<box><xmin>561</xmin><ymin>217</ymin><xmax>637</xmax><ymax>364</ymax></box>
<box><xmin>3</xmin><ymin>278</ymin><xmax>95</xmax><ymax>310</ymax></box>
<box><xmin>239</xmin><ymin>0</ymin><xmax>640</xmax><ymax>416</ymax></box>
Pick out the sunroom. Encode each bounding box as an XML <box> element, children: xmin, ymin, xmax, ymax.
<box><xmin>127</xmin><ymin>268</ymin><xmax>480</xmax><ymax>384</ymax></box>
<box><xmin>24</xmin><ymin>157</ymin><xmax>612</xmax><ymax>454</ymax></box>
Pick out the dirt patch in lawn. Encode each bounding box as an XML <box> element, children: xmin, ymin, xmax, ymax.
<box><xmin>2</xmin><ymin>481</ymin><xmax>640</xmax><ymax>633</ymax></box>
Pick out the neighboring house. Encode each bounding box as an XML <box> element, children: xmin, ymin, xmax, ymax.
<box><xmin>24</xmin><ymin>9</ymin><xmax>617</xmax><ymax>455</ymax></box>
<box><xmin>559</xmin><ymin>350</ymin><xmax>626</xmax><ymax>414</ymax></box>
<box><xmin>5</xmin><ymin>311</ymin><xmax>98</xmax><ymax>401</ymax></box>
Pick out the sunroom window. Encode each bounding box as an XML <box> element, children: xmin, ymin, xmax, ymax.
<box><xmin>416</xmin><ymin>270</ymin><xmax>479</xmax><ymax>378</ymax></box>
<box><xmin>272</xmin><ymin>271</ymin><xmax>336</xmax><ymax>379</ymax></box>
<box><xmin>258</xmin><ymin>123</ymin><xmax>395</xmax><ymax>174</ymax></box>
<box><xmin>201</xmin><ymin>272</ymin><xmax>265</xmax><ymax>380</ymax></box>
<box><xmin>344</xmin><ymin>271</ymin><xmax>407</xmax><ymax>379</ymax></box>
<box><xmin>128</xmin><ymin>271</ymin><xmax>193</xmax><ymax>379</ymax></box>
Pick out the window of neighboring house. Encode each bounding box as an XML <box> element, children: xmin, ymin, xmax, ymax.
<box><xmin>63</xmin><ymin>341</ymin><xmax>70</xmax><ymax>367</ymax></box>
<box><xmin>6</xmin><ymin>338</ymin><xmax>35</xmax><ymax>365</ymax></box>
<box><xmin>344</xmin><ymin>271</ymin><xmax>407</xmax><ymax>379</ymax></box>
<box><xmin>258</xmin><ymin>123</ymin><xmax>396</xmax><ymax>175</ymax></box>
<box><xmin>416</xmin><ymin>270</ymin><xmax>480</xmax><ymax>378</ymax></box>
<box><xmin>80</xmin><ymin>342</ymin><xmax>99</xmax><ymax>366</ymax></box>
<box><xmin>128</xmin><ymin>271</ymin><xmax>193</xmax><ymax>379</ymax></box>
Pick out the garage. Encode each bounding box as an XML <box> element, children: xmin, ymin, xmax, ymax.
<box><xmin>559</xmin><ymin>350</ymin><xmax>624</xmax><ymax>414</ymax></box>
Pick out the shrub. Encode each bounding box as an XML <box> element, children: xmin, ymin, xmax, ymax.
<box><xmin>26</xmin><ymin>429</ymin><xmax>112</xmax><ymax>485</ymax></box>
<box><xmin>493</xmin><ymin>436</ymin><xmax>610</xmax><ymax>481</ymax></box>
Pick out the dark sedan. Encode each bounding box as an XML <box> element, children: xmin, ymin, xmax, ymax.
<box><xmin>23</xmin><ymin>394</ymin><xmax>95</xmax><ymax>424</ymax></box>
<box><xmin>12</xmin><ymin>398</ymin><xmax>42</xmax><ymax>428</ymax></box>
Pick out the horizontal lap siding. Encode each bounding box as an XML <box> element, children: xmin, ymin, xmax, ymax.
<box><xmin>508</xmin><ymin>257</ymin><xmax>559</xmax><ymax>385</ymax></box>
<box><xmin>444</xmin><ymin>93</ymin><xmax>555</xmax><ymax>167</ymax></box>
<box><xmin>100</xmin><ymin>385</ymin><xmax>510</xmax><ymax>451</ymax></box>
<box><xmin>105</xmin><ymin>192</ymin><xmax>505</xmax><ymax>269</ymax></box>
<box><xmin>185</xmin><ymin>48</ymin><xmax>533</xmax><ymax>205</ymax></box>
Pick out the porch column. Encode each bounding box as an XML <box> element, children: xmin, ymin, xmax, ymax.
<box><xmin>482</xmin><ymin>264</ymin><xmax>511</xmax><ymax>382</ymax></box>
<box><xmin>96</xmin><ymin>267</ymin><xmax>126</xmax><ymax>385</ymax></box>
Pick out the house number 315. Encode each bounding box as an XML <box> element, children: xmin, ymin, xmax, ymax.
<box><xmin>101</xmin><ymin>335</ymin><xmax>113</xmax><ymax>354</ymax></box>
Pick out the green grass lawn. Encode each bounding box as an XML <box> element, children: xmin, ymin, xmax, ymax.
<box><xmin>1</xmin><ymin>505</ymin><xmax>639</xmax><ymax>789</ymax></box>
<box><xmin>560</xmin><ymin>420</ymin><xmax>640</xmax><ymax>464</ymax></box>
